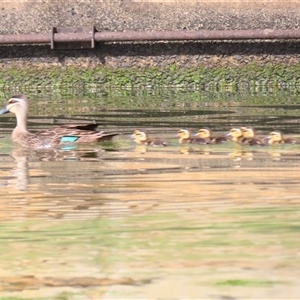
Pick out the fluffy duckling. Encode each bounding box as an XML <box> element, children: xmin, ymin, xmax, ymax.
<box><xmin>267</xmin><ymin>130</ymin><xmax>298</xmax><ymax>145</ymax></box>
<box><xmin>227</xmin><ymin>127</ymin><xmax>244</xmax><ymax>143</ymax></box>
<box><xmin>240</xmin><ymin>126</ymin><xmax>267</xmax><ymax>146</ymax></box>
<box><xmin>131</xmin><ymin>129</ymin><xmax>168</xmax><ymax>146</ymax></box>
<box><xmin>177</xmin><ymin>129</ymin><xmax>209</xmax><ymax>144</ymax></box>
<box><xmin>197</xmin><ymin>127</ymin><xmax>230</xmax><ymax>144</ymax></box>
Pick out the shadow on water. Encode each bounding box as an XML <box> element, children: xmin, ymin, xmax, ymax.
<box><xmin>0</xmin><ymin>89</ymin><xmax>300</xmax><ymax>299</ymax></box>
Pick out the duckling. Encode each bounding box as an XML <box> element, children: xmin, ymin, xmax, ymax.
<box><xmin>240</xmin><ymin>126</ymin><xmax>267</xmax><ymax>146</ymax></box>
<box><xmin>227</xmin><ymin>127</ymin><xmax>244</xmax><ymax>143</ymax></box>
<box><xmin>197</xmin><ymin>127</ymin><xmax>230</xmax><ymax>144</ymax></box>
<box><xmin>177</xmin><ymin>129</ymin><xmax>209</xmax><ymax>144</ymax></box>
<box><xmin>267</xmin><ymin>130</ymin><xmax>298</xmax><ymax>145</ymax></box>
<box><xmin>131</xmin><ymin>129</ymin><xmax>168</xmax><ymax>146</ymax></box>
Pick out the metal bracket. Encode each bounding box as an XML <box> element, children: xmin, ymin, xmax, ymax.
<box><xmin>51</xmin><ymin>26</ymin><xmax>96</xmax><ymax>50</ymax></box>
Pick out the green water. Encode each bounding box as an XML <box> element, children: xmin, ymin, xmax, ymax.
<box><xmin>0</xmin><ymin>88</ymin><xmax>300</xmax><ymax>299</ymax></box>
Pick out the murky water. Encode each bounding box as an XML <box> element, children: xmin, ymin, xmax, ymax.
<box><xmin>0</xmin><ymin>89</ymin><xmax>300</xmax><ymax>299</ymax></box>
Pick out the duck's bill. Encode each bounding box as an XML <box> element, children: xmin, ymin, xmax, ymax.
<box><xmin>0</xmin><ymin>108</ymin><xmax>9</xmax><ymax>114</ymax></box>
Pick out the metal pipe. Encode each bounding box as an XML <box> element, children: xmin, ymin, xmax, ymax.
<box><xmin>0</xmin><ymin>33</ymin><xmax>50</xmax><ymax>44</ymax></box>
<box><xmin>94</xmin><ymin>29</ymin><xmax>300</xmax><ymax>42</ymax></box>
<box><xmin>0</xmin><ymin>29</ymin><xmax>300</xmax><ymax>46</ymax></box>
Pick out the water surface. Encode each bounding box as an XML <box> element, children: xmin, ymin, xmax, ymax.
<box><xmin>0</xmin><ymin>89</ymin><xmax>300</xmax><ymax>299</ymax></box>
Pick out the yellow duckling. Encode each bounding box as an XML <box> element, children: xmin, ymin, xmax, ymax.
<box><xmin>267</xmin><ymin>130</ymin><xmax>298</xmax><ymax>145</ymax></box>
<box><xmin>227</xmin><ymin>127</ymin><xmax>244</xmax><ymax>143</ymax></box>
<box><xmin>177</xmin><ymin>129</ymin><xmax>209</xmax><ymax>144</ymax></box>
<box><xmin>131</xmin><ymin>129</ymin><xmax>168</xmax><ymax>146</ymax></box>
<box><xmin>197</xmin><ymin>127</ymin><xmax>230</xmax><ymax>144</ymax></box>
<box><xmin>240</xmin><ymin>126</ymin><xmax>267</xmax><ymax>146</ymax></box>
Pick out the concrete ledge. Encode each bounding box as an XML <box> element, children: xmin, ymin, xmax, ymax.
<box><xmin>0</xmin><ymin>0</ymin><xmax>299</xmax><ymax>71</ymax></box>
<box><xmin>0</xmin><ymin>1</ymin><xmax>299</xmax><ymax>34</ymax></box>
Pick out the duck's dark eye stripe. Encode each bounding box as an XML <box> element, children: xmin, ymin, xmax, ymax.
<box><xmin>8</xmin><ymin>99</ymin><xmax>18</xmax><ymax>104</ymax></box>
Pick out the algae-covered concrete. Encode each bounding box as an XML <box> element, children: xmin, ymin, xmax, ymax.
<box><xmin>0</xmin><ymin>0</ymin><xmax>300</xmax><ymax>87</ymax></box>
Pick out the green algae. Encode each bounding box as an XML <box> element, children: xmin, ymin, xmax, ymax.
<box><xmin>0</xmin><ymin>63</ymin><xmax>300</xmax><ymax>92</ymax></box>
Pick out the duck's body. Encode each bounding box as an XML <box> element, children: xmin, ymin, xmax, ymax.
<box><xmin>178</xmin><ymin>129</ymin><xmax>209</xmax><ymax>145</ymax></box>
<box><xmin>267</xmin><ymin>130</ymin><xmax>298</xmax><ymax>145</ymax></box>
<box><xmin>0</xmin><ymin>95</ymin><xmax>118</xmax><ymax>149</ymax></box>
<box><xmin>197</xmin><ymin>127</ymin><xmax>230</xmax><ymax>144</ymax></box>
<box><xmin>240</xmin><ymin>126</ymin><xmax>267</xmax><ymax>146</ymax></box>
<box><xmin>132</xmin><ymin>129</ymin><xmax>168</xmax><ymax>146</ymax></box>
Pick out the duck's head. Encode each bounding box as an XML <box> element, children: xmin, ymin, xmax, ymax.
<box><xmin>268</xmin><ymin>130</ymin><xmax>283</xmax><ymax>144</ymax></box>
<box><xmin>228</xmin><ymin>127</ymin><xmax>243</xmax><ymax>141</ymax></box>
<box><xmin>178</xmin><ymin>129</ymin><xmax>190</xmax><ymax>139</ymax></box>
<box><xmin>131</xmin><ymin>129</ymin><xmax>148</xmax><ymax>144</ymax></box>
<box><xmin>197</xmin><ymin>127</ymin><xmax>212</xmax><ymax>139</ymax></box>
<box><xmin>0</xmin><ymin>95</ymin><xmax>29</xmax><ymax>117</ymax></box>
<box><xmin>241</xmin><ymin>126</ymin><xmax>255</xmax><ymax>138</ymax></box>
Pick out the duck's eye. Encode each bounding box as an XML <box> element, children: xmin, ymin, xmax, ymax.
<box><xmin>8</xmin><ymin>99</ymin><xmax>18</xmax><ymax>104</ymax></box>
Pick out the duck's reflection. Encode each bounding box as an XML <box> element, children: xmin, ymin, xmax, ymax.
<box><xmin>135</xmin><ymin>144</ymin><xmax>147</xmax><ymax>154</ymax></box>
<box><xmin>10</xmin><ymin>146</ymin><xmax>104</xmax><ymax>191</ymax></box>
<box><xmin>230</xmin><ymin>149</ymin><xmax>254</xmax><ymax>161</ymax></box>
<box><xmin>179</xmin><ymin>145</ymin><xmax>211</xmax><ymax>155</ymax></box>
<box><xmin>11</xmin><ymin>148</ymin><xmax>30</xmax><ymax>191</ymax></box>
<box><xmin>36</xmin><ymin>147</ymin><xmax>103</xmax><ymax>162</ymax></box>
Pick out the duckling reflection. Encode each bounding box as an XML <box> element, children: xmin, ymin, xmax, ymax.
<box><xmin>135</xmin><ymin>144</ymin><xmax>147</xmax><ymax>154</ymax></box>
<box><xmin>197</xmin><ymin>127</ymin><xmax>230</xmax><ymax>144</ymax></box>
<box><xmin>230</xmin><ymin>149</ymin><xmax>254</xmax><ymax>162</ymax></box>
<box><xmin>178</xmin><ymin>144</ymin><xmax>211</xmax><ymax>155</ymax></box>
<box><xmin>268</xmin><ymin>149</ymin><xmax>282</xmax><ymax>161</ymax></box>
<box><xmin>267</xmin><ymin>130</ymin><xmax>298</xmax><ymax>145</ymax></box>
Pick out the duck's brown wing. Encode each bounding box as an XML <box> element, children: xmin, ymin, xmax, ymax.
<box><xmin>241</xmin><ymin>137</ymin><xmax>269</xmax><ymax>146</ymax></box>
<box><xmin>213</xmin><ymin>136</ymin><xmax>230</xmax><ymax>143</ymax></box>
<box><xmin>190</xmin><ymin>137</ymin><xmax>210</xmax><ymax>144</ymax></box>
<box><xmin>60</xmin><ymin>123</ymin><xmax>100</xmax><ymax>131</ymax></box>
<box><xmin>37</xmin><ymin>124</ymin><xmax>118</xmax><ymax>144</ymax></box>
<box><xmin>147</xmin><ymin>138</ymin><xmax>168</xmax><ymax>146</ymax></box>
<box><xmin>284</xmin><ymin>137</ymin><xmax>298</xmax><ymax>144</ymax></box>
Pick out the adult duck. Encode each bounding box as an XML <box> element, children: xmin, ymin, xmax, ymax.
<box><xmin>0</xmin><ymin>94</ymin><xmax>119</xmax><ymax>149</ymax></box>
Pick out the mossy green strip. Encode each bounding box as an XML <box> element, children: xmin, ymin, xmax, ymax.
<box><xmin>0</xmin><ymin>63</ymin><xmax>300</xmax><ymax>91</ymax></box>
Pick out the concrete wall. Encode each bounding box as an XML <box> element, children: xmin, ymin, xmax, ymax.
<box><xmin>0</xmin><ymin>1</ymin><xmax>299</xmax><ymax>69</ymax></box>
<box><xmin>1</xmin><ymin>0</ymin><xmax>299</xmax><ymax>34</ymax></box>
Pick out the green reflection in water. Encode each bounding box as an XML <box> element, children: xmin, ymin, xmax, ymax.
<box><xmin>0</xmin><ymin>206</ymin><xmax>298</xmax><ymax>298</ymax></box>
<box><xmin>215</xmin><ymin>279</ymin><xmax>279</xmax><ymax>287</ymax></box>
